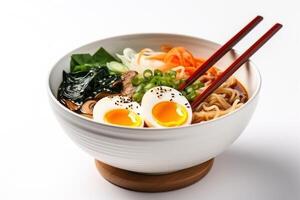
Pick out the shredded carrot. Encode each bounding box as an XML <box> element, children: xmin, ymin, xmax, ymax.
<box><xmin>160</xmin><ymin>44</ymin><xmax>173</xmax><ymax>52</ymax></box>
<box><xmin>185</xmin><ymin>67</ymin><xmax>196</xmax><ymax>75</ymax></box>
<box><xmin>159</xmin><ymin>47</ymin><xmax>197</xmax><ymax>72</ymax></box>
<box><xmin>148</xmin><ymin>53</ymin><xmax>166</xmax><ymax>61</ymax></box>
<box><xmin>208</xmin><ymin>67</ymin><xmax>218</xmax><ymax>76</ymax></box>
<box><xmin>159</xmin><ymin>63</ymin><xmax>174</xmax><ymax>71</ymax></box>
<box><xmin>194</xmin><ymin>57</ymin><xmax>206</xmax><ymax>63</ymax></box>
<box><xmin>138</xmin><ymin>45</ymin><xmax>218</xmax><ymax>79</ymax></box>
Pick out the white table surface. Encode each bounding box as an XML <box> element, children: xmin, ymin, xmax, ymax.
<box><xmin>0</xmin><ymin>0</ymin><xmax>299</xmax><ymax>199</ymax></box>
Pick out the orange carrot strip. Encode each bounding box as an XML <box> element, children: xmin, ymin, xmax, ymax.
<box><xmin>159</xmin><ymin>63</ymin><xmax>175</xmax><ymax>72</ymax></box>
<box><xmin>185</xmin><ymin>67</ymin><xmax>196</xmax><ymax>74</ymax></box>
<box><xmin>158</xmin><ymin>47</ymin><xmax>214</xmax><ymax>78</ymax></box>
<box><xmin>160</xmin><ymin>44</ymin><xmax>173</xmax><ymax>52</ymax></box>
<box><xmin>148</xmin><ymin>53</ymin><xmax>166</xmax><ymax>61</ymax></box>
<box><xmin>208</xmin><ymin>66</ymin><xmax>218</xmax><ymax>76</ymax></box>
<box><xmin>194</xmin><ymin>57</ymin><xmax>206</xmax><ymax>63</ymax></box>
<box><xmin>163</xmin><ymin>47</ymin><xmax>195</xmax><ymax>67</ymax></box>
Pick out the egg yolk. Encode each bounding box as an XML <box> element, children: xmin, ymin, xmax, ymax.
<box><xmin>152</xmin><ymin>101</ymin><xmax>188</xmax><ymax>127</ymax></box>
<box><xmin>104</xmin><ymin>109</ymin><xmax>142</xmax><ymax>127</ymax></box>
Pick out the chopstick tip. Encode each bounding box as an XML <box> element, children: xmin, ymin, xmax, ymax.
<box><xmin>275</xmin><ymin>23</ymin><xmax>283</xmax><ymax>29</ymax></box>
<box><xmin>256</xmin><ymin>15</ymin><xmax>263</xmax><ymax>19</ymax></box>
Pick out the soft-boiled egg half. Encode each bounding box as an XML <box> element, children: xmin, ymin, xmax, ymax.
<box><xmin>93</xmin><ymin>96</ymin><xmax>144</xmax><ymax>127</ymax></box>
<box><xmin>141</xmin><ymin>86</ymin><xmax>192</xmax><ymax>128</ymax></box>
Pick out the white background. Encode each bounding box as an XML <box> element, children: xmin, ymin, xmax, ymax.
<box><xmin>0</xmin><ymin>0</ymin><xmax>299</xmax><ymax>199</ymax></box>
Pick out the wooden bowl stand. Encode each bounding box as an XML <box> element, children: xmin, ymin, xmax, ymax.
<box><xmin>95</xmin><ymin>159</ymin><xmax>214</xmax><ymax>192</ymax></box>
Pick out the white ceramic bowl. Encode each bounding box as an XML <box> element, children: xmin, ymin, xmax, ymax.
<box><xmin>48</xmin><ymin>33</ymin><xmax>261</xmax><ymax>174</ymax></box>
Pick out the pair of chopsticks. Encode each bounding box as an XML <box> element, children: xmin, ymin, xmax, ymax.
<box><xmin>178</xmin><ymin>16</ymin><xmax>282</xmax><ymax>110</ymax></box>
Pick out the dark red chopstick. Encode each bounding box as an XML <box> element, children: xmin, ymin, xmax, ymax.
<box><xmin>191</xmin><ymin>23</ymin><xmax>282</xmax><ymax>110</ymax></box>
<box><xmin>178</xmin><ymin>15</ymin><xmax>263</xmax><ymax>91</ymax></box>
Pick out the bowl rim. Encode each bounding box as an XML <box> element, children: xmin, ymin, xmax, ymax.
<box><xmin>47</xmin><ymin>32</ymin><xmax>262</xmax><ymax>131</ymax></box>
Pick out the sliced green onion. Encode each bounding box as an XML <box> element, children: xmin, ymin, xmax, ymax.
<box><xmin>107</xmin><ymin>61</ymin><xmax>129</xmax><ymax>73</ymax></box>
<box><xmin>135</xmin><ymin>84</ymin><xmax>145</xmax><ymax>93</ymax></box>
<box><xmin>143</xmin><ymin>69</ymin><xmax>153</xmax><ymax>79</ymax></box>
<box><xmin>154</xmin><ymin>69</ymin><xmax>163</xmax><ymax>76</ymax></box>
<box><xmin>132</xmin><ymin>92</ymin><xmax>143</xmax><ymax>102</ymax></box>
<box><xmin>132</xmin><ymin>69</ymin><xmax>198</xmax><ymax>102</ymax></box>
<box><xmin>167</xmin><ymin>70</ymin><xmax>177</xmax><ymax>78</ymax></box>
<box><xmin>144</xmin><ymin>83</ymin><xmax>155</xmax><ymax>90</ymax></box>
<box><xmin>172</xmin><ymin>80</ymin><xmax>180</xmax><ymax>89</ymax></box>
<box><xmin>160</xmin><ymin>79</ymin><xmax>167</xmax><ymax>85</ymax></box>
<box><xmin>179</xmin><ymin>79</ymin><xmax>185</xmax><ymax>84</ymax></box>
<box><xmin>149</xmin><ymin>76</ymin><xmax>160</xmax><ymax>85</ymax></box>
<box><xmin>185</xmin><ymin>86</ymin><xmax>194</xmax><ymax>94</ymax></box>
<box><xmin>73</xmin><ymin>63</ymin><xmax>94</xmax><ymax>72</ymax></box>
<box><xmin>192</xmin><ymin>83</ymin><xmax>200</xmax><ymax>90</ymax></box>
<box><xmin>131</xmin><ymin>76</ymin><xmax>142</xmax><ymax>86</ymax></box>
<box><xmin>192</xmin><ymin>80</ymin><xmax>204</xmax><ymax>90</ymax></box>
<box><xmin>186</xmin><ymin>91</ymin><xmax>197</xmax><ymax>101</ymax></box>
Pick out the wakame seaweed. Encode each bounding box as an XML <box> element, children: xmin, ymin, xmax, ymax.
<box><xmin>70</xmin><ymin>47</ymin><xmax>117</xmax><ymax>72</ymax></box>
<box><xmin>58</xmin><ymin>67</ymin><xmax>122</xmax><ymax>106</ymax></box>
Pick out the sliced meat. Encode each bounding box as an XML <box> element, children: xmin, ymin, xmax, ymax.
<box><xmin>121</xmin><ymin>71</ymin><xmax>138</xmax><ymax>97</ymax></box>
<box><xmin>64</xmin><ymin>99</ymin><xmax>81</xmax><ymax>111</ymax></box>
<box><xmin>80</xmin><ymin>100</ymin><xmax>97</xmax><ymax>115</ymax></box>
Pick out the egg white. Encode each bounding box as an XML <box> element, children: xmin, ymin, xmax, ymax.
<box><xmin>141</xmin><ymin>86</ymin><xmax>193</xmax><ymax>128</ymax></box>
<box><xmin>93</xmin><ymin>95</ymin><xmax>144</xmax><ymax>127</ymax></box>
